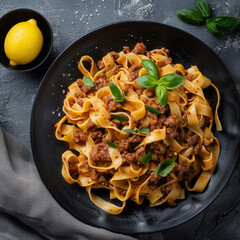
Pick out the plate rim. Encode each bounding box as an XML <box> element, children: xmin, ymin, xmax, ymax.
<box><xmin>30</xmin><ymin>20</ymin><xmax>240</xmax><ymax>234</ymax></box>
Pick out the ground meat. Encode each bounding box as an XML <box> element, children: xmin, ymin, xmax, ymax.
<box><xmin>86</xmin><ymin>120</ymin><xmax>98</xmax><ymax>131</ymax></box>
<box><xmin>164</xmin><ymin>115</ymin><xmax>180</xmax><ymax>127</ymax></box>
<box><xmin>112</xmin><ymin>119</ymin><xmax>128</xmax><ymax>129</ymax></box>
<box><xmin>128</xmin><ymin>64</ymin><xmax>142</xmax><ymax>82</ymax></box>
<box><xmin>149</xmin><ymin>172</ymin><xmax>161</xmax><ymax>185</ymax></box>
<box><xmin>174</xmin><ymin>159</ymin><xmax>189</xmax><ymax>180</ymax></box>
<box><xmin>166</xmin><ymin>127</ymin><xmax>178</xmax><ymax>138</ymax></box>
<box><xmin>121</xmin><ymin>146</ymin><xmax>146</xmax><ymax>165</ymax></box>
<box><xmin>108</xmin><ymin>100</ymin><xmax>122</xmax><ymax>112</ymax></box>
<box><xmin>164</xmin><ymin>115</ymin><xmax>181</xmax><ymax>138</ymax></box>
<box><xmin>69</xmin><ymin>163</ymin><xmax>78</xmax><ymax>177</ymax></box>
<box><xmin>89</xmin><ymin>142</ymin><xmax>111</xmax><ymax>165</ymax></box>
<box><xmin>98</xmin><ymin>175</ymin><xmax>109</xmax><ymax>185</ymax></box>
<box><xmin>179</xmin><ymin>128</ymin><xmax>192</xmax><ymax>142</ymax></box>
<box><xmin>120</xmin><ymin>136</ymin><xmax>145</xmax><ymax>165</ymax></box>
<box><xmin>112</xmin><ymin>65</ymin><xmax>121</xmax><ymax>76</ymax></box>
<box><xmin>76</xmin><ymin>91</ymin><xmax>85</xmax><ymax>98</ymax></box>
<box><xmin>123</xmin><ymin>46</ymin><xmax>130</xmax><ymax>53</ymax></box>
<box><xmin>161</xmin><ymin>184</ymin><xmax>172</xmax><ymax>195</ymax></box>
<box><xmin>73</xmin><ymin>128</ymin><xmax>88</xmax><ymax>143</ymax></box>
<box><xmin>136</xmin><ymin>89</ymin><xmax>144</xmax><ymax>96</ymax></box>
<box><xmin>147</xmin><ymin>51</ymin><xmax>151</xmax><ymax>59</ymax></box>
<box><xmin>156</xmin><ymin>58</ymin><xmax>172</xmax><ymax>68</ymax></box>
<box><xmin>118</xmin><ymin>188</ymin><xmax>127</xmax><ymax>196</ymax></box>
<box><xmin>194</xmin><ymin>140</ymin><xmax>202</xmax><ymax>154</ymax></box>
<box><xmin>76</xmin><ymin>78</ymin><xmax>93</xmax><ymax>94</ymax></box>
<box><xmin>132</xmin><ymin>42</ymin><xmax>147</xmax><ymax>55</ymax></box>
<box><xmin>187</xmin><ymin>134</ymin><xmax>199</xmax><ymax>146</ymax></box>
<box><xmin>97</xmin><ymin>60</ymin><xmax>105</xmax><ymax>69</ymax></box>
<box><xmin>90</xmin><ymin>169</ymin><xmax>99</xmax><ymax>181</ymax></box>
<box><xmin>90</xmin><ymin>129</ymin><xmax>104</xmax><ymax>144</ymax></box>
<box><xmin>145</xmin><ymin>89</ymin><xmax>155</xmax><ymax>98</ymax></box>
<box><xmin>94</xmin><ymin>73</ymin><xmax>109</xmax><ymax>91</ymax></box>
<box><xmin>109</xmin><ymin>51</ymin><xmax>120</xmax><ymax>61</ymax></box>
<box><xmin>119</xmin><ymin>135</ymin><xmax>143</xmax><ymax>152</ymax></box>
<box><xmin>102</xmin><ymin>95</ymin><xmax>122</xmax><ymax>112</ymax></box>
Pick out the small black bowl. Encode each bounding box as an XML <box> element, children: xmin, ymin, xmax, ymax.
<box><xmin>0</xmin><ymin>9</ymin><xmax>53</xmax><ymax>71</ymax></box>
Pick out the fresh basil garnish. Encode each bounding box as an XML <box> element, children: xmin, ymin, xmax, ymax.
<box><xmin>140</xmin><ymin>152</ymin><xmax>152</xmax><ymax>164</ymax></box>
<box><xmin>123</xmin><ymin>129</ymin><xmax>135</xmax><ymax>134</ymax></box>
<box><xmin>137</xmin><ymin>60</ymin><xmax>185</xmax><ymax>107</ymax></box>
<box><xmin>136</xmin><ymin>74</ymin><xmax>157</xmax><ymax>88</ymax></box>
<box><xmin>159</xmin><ymin>73</ymin><xmax>185</xmax><ymax>89</ymax></box>
<box><xmin>114</xmin><ymin>92</ymin><xmax>125</xmax><ymax>103</ymax></box>
<box><xmin>83</xmin><ymin>76</ymin><xmax>95</xmax><ymax>87</ymax></box>
<box><xmin>109</xmin><ymin>81</ymin><xmax>125</xmax><ymax>102</ymax></box>
<box><xmin>177</xmin><ymin>8</ymin><xmax>204</xmax><ymax>24</ymax></box>
<box><xmin>155</xmin><ymin>158</ymin><xmax>176</xmax><ymax>177</ymax></box>
<box><xmin>138</xmin><ymin>127</ymin><xmax>151</xmax><ymax>134</ymax></box>
<box><xmin>195</xmin><ymin>0</ymin><xmax>210</xmax><ymax>19</ymax></box>
<box><xmin>213</xmin><ymin>17</ymin><xmax>240</xmax><ymax>32</ymax></box>
<box><xmin>123</xmin><ymin>127</ymin><xmax>150</xmax><ymax>134</ymax></box>
<box><xmin>106</xmin><ymin>141</ymin><xmax>119</xmax><ymax>148</ymax></box>
<box><xmin>206</xmin><ymin>19</ymin><xmax>223</xmax><ymax>38</ymax></box>
<box><xmin>155</xmin><ymin>85</ymin><xmax>168</xmax><ymax>107</ymax></box>
<box><xmin>111</xmin><ymin>115</ymin><xmax>128</xmax><ymax>122</ymax></box>
<box><xmin>109</xmin><ymin>81</ymin><xmax>121</xmax><ymax>97</ymax></box>
<box><xmin>142</xmin><ymin>59</ymin><xmax>159</xmax><ymax>79</ymax></box>
<box><xmin>177</xmin><ymin>0</ymin><xmax>239</xmax><ymax>38</ymax></box>
<box><xmin>145</xmin><ymin>105</ymin><xmax>161</xmax><ymax>115</ymax></box>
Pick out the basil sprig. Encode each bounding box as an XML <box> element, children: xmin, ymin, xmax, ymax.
<box><xmin>155</xmin><ymin>158</ymin><xmax>176</xmax><ymax>177</ymax></box>
<box><xmin>83</xmin><ymin>76</ymin><xmax>95</xmax><ymax>87</ymax></box>
<box><xmin>195</xmin><ymin>0</ymin><xmax>210</xmax><ymax>19</ymax></box>
<box><xmin>177</xmin><ymin>8</ymin><xmax>204</xmax><ymax>24</ymax></box>
<box><xmin>123</xmin><ymin>126</ymin><xmax>150</xmax><ymax>134</ymax></box>
<box><xmin>140</xmin><ymin>152</ymin><xmax>152</xmax><ymax>164</ymax></box>
<box><xmin>144</xmin><ymin>105</ymin><xmax>161</xmax><ymax>115</ymax></box>
<box><xmin>177</xmin><ymin>0</ymin><xmax>239</xmax><ymax>38</ymax></box>
<box><xmin>106</xmin><ymin>141</ymin><xmax>118</xmax><ymax>148</ymax></box>
<box><xmin>109</xmin><ymin>81</ymin><xmax>125</xmax><ymax>102</ymax></box>
<box><xmin>111</xmin><ymin>115</ymin><xmax>128</xmax><ymax>122</ymax></box>
<box><xmin>137</xmin><ymin>59</ymin><xmax>185</xmax><ymax>107</ymax></box>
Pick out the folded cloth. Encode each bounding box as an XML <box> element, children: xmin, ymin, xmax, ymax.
<box><xmin>0</xmin><ymin>127</ymin><xmax>135</xmax><ymax>240</ymax></box>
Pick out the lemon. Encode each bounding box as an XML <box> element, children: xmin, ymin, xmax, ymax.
<box><xmin>4</xmin><ymin>19</ymin><xmax>43</xmax><ymax>66</ymax></box>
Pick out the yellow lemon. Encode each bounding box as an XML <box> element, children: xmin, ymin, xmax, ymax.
<box><xmin>4</xmin><ymin>19</ymin><xmax>43</xmax><ymax>66</ymax></box>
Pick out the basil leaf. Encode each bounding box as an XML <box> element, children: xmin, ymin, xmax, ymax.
<box><xmin>140</xmin><ymin>152</ymin><xmax>152</xmax><ymax>164</ymax></box>
<box><xmin>139</xmin><ymin>127</ymin><xmax>150</xmax><ymax>134</ymax></box>
<box><xmin>213</xmin><ymin>16</ymin><xmax>240</xmax><ymax>32</ymax></box>
<box><xmin>195</xmin><ymin>0</ymin><xmax>210</xmax><ymax>19</ymax></box>
<box><xmin>177</xmin><ymin>8</ymin><xmax>204</xmax><ymax>24</ymax></box>
<box><xmin>114</xmin><ymin>92</ymin><xmax>125</xmax><ymax>102</ymax></box>
<box><xmin>142</xmin><ymin>59</ymin><xmax>159</xmax><ymax>79</ymax></box>
<box><xmin>109</xmin><ymin>81</ymin><xmax>121</xmax><ymax>97</ymax></box>
<box><xmin>83</xmin><ymin>76</ymin><xmax>95</xmax><ymax>87</ymax></box>
<box><xmin>106</xmin><ymin>141</ymin><xmax>119</xmax><ymax>148</ymax></box>
<box><xmin>111</xmin><ymin>115</ymin><xmax>128</xmax><ymax>122</ymax></box>
<box><xmin>155</xmin><ymin>158</ymin><xmax>176</xmax><ymax>177</ymax></box>
<box><xmin>145</xmin><ymin>105</ymin><xmax>161</xmax><ymax>115</ymax></box>
<box><xmin>159</xmin><ymin>73</ymin><xmax>185</xmax><ymax>90</ymax></box>
<box><xmin>206</xmin><ymin>19</ymin><xmax>224</xmax><ymax>38</ymax></box>
<box><xmin>136</xmin><ymin>74</ymin><xmax>157</xmax><ymax>88</ymax></box>
<box><xmin>123</xmin><ymin>129</ymin><xmax>135</xmax><ymax>134</ymax></box>
<box><xmin>156</xmin><ymin>85</ymin><xmax>168</xmax><ymax>107</ymax></box>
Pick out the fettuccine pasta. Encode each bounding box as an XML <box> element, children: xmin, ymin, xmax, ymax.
<box><xmin>55</xmin><ymin>43</ymin><xmax>221</xmax><ymax>214</ymax></box>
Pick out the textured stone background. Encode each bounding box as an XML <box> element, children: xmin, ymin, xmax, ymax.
<box><xmin>0</xmin><ymin>0</ymin><xmax>240</xmax><ymax>239</ymax></box>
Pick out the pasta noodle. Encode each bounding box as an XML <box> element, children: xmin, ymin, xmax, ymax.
<box><xmin>55</xmin><ymin>43</ymin><xmax>221</xmax><ymax>214</ymax></box>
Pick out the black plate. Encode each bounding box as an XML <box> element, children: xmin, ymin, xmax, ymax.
<box><xmin>31</xmin><ymin>21</ymin><xmax>240</xmax><ymax>233</ymax></box>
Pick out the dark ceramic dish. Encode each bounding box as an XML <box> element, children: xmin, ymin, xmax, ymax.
<box><xmin>31</xmin><ymin>21</ymin><xmax>240</xmax><ymax>233</ymax></box>
<box><xmin>0</xmin><ymin>8</ymin><xmax>53</xmax><ymax>71</ymax></box>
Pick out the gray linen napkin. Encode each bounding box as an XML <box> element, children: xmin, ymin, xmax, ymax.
<box><xmin>0</xmin><ymin>127</ymin><xmax>136</xmax><ymax>240</ymax></box>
